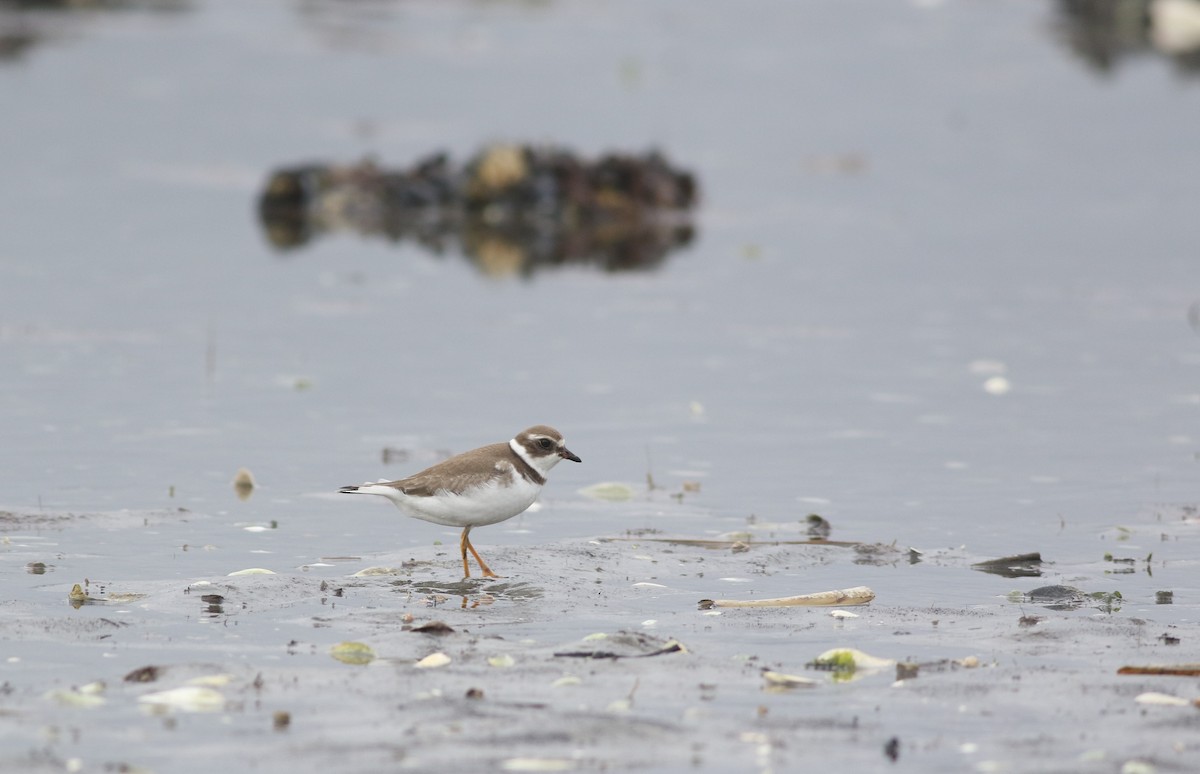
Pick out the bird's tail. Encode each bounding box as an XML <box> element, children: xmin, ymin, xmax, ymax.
<box><xmin>339</xmin><ymin>480</ymin><xmax>399</xmax><ymax>498</ymax></box>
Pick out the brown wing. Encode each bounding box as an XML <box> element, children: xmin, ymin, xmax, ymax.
<box><xmin>383</xmin><ymin>442</ymin><xmax>513</xmax><ymax>497</ymax></box>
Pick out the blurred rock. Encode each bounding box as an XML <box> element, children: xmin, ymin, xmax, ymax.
<box><xmin>1054</xmin><ymin>0</ymin><xmax>1200</xmax><ymax>75</ymax></box>
<box><xmin>257</xmin><ymin>145</ymin><xmax>699</xmax><ymax>276</ymax></box>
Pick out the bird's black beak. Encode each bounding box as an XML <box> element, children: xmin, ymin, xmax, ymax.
<box><xmin>560</xmin><ymin>447</ymin><xmax>582</xmax><ymax>463</ymax></box>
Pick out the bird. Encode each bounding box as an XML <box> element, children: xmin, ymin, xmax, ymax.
<box><xmin>339</xmin><ymin>425</ymin><xmax>581</xmax><ymax>578</ymax></box>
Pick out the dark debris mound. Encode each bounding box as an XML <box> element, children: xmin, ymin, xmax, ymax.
<box><xmin>257</xmin><ymin>145</ymin><xmax>699</xmax><ymax>275</ymax></box>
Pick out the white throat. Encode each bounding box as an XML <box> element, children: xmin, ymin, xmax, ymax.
<box><xmin>510</xmin><ymin>438</ymin><xmax>561</xmax><ymax>476</ymax></box>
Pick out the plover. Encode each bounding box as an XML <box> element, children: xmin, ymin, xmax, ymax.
<box><xmin>339</xmin><ymin>425</ymin><xmax>581</xmax><ymax>578</ymax></box>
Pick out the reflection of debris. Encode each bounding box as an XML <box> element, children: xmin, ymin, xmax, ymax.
<box><xmin>578</xmin><ymin>481</ymin><xmax>636</xmax><ymax>501</ymax></box>
<box><xmin>971</xmin><ymin>551</ymin><xmax>1043</xmax><ymax>578</ymax></box>
<box><xmin>257</xmin><ymin>145</ymin><xmax>698</xmax><ymax>275</ymax></box>
<box><xmin>1054</xmin><ymin>0</ymin><xmax>1200</xmax><ymax>76</ymax></box>
<box><xmin>0</xmin><ymin>1</ymin><xmax>190</xmax><ymax>65</ymax></box>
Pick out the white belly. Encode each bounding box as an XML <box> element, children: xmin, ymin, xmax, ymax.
<box><xmin>365</xmin><ymin>475</ymin><xmax>543</xmax><ymax>528</ymax></box>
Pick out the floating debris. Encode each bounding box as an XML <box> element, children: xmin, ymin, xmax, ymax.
<box><xmin>1156</xmin><ymin>590</ymin><xmax>1175</xmax><ymax>604</ymax></box>
<box><xmin>232</xmin><ymin>468</ymin><xmax>256</xmax><ymax>501</ymax></box>
<box><xmin>971</xmin><ymin>552</ymin><xmax>1043</xmax><ymax>578</ymax></box>
<box><xmin>1054</xmin><ymin>0</ymin><xmax>1200</xmax><ymax>77</ymax></box>
<box><xmin>68</xmin><ymin>583</ymin><xmax>90</xmax><ymax>606</ymax></box>
<box><xmin>273</xmin><ymin>710</ymin><xmax>291</xmax><ymax>731</ymax></box>
<box><xmin>329</xmin><ymin>641</ymin><xmax>376</xmax><ymax>666</ymax></box>
<box><xmin>65</xmin><ymin>584</ymin><xmax>144</xmax><ymax>608</ymax></box>
<box><xmin>187</xmin><ymin>674</ymin><xmax>233</xmax><ymax>687</ymax></box>
<box><xmin>227</xmin><ymin>568</ymin><xmax>276</xmax><ymax>576</ymax></box>
<box><xmin>982</xmin><ymin>376</ymin><xmax>1012</xmax><ymax>395</ymax></box>
<box><xmin>1118</xmin><ymin>663</ymin><xmax>1200</xmax><ymax>677</ymax></box>
<box><xmin>554</xmin><ymin>632</ymin><xmax>687</xmax><ymax>660</ymax></box>
<box><xmin>352</xmin><ymin>566</ymin><xmax>407</xmax><ymax>577</ymax></box>
<box><xmin>45</xmin><ymin>682</ymin><xmax>107</xmax><ymax>708</ymax></box>
<box><xmin>809</xmin><ymin>648</ymin><xmax>896</xmax><ymax>673</ymax></box>
<box><xmin>829</xmin><ymin>610</ymin><xmax>859</xmax><ymax>619</ymax></box>
<box><xmin>805</xmin><ymin>514</ymin><xmax>832</xmax><ymax>540</ymax></box>
<box><xmin>258</xmin><ymin>145</ymin><xmax>698</xmax><ymax>275</ymax></box>
<box><xmin>609</xmin><ymin>536</ymin><xmax>859</xmax><ymax>549</ymax></box>
<box><xmin>414</xmin><ymin>652</ymin><xmax>452</xmax><ymax>669</ymax></box>
<box><xmin>578</xmin><ymin>482</ymin><xmax>636</xmax><ymax>501</ymax></box>
<box><xmin>488</xmin><ymin>654</ymin><xmax>516</xmax><ymax>668</ymax></box>
<box><xmin>699</xmin><ymin>586</ymin><xmax>874</xmax><ymax>609</ymax></box>
<box><xmin>138</xmin><ymin>686</ymin><xmax>226</xmax><ymax>713</ymax></box>
<box><xmin>411</xmin><ymin>621</ymin><xmax>455</xmax><ymax>635</ymax></box>
<box><xmin>762</xmin><ymin>670</ymin><xmax>818</xmax><ymax>689</ymax></box>
<box><xmin>1022</xmin><ymin>585</ymin><xmax>1100</xmax><ymax>611</ymax></box>
<box><xmin>551</xmin><ymin>676</ymin><xmax>582</xmax><ymax>688</ymax></box>
<box><xmin>124</xmin><ymin>666</ymin><xmax>161</xmax><ymax>683</ymax></box>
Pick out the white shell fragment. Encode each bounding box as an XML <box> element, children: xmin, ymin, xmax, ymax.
<box><xmin>829</xmin><ymin>610</ymin><xmax>859</xmax><ymax>619</ymax></box>
<box><xmin>187</xmin><ymin>674</ymin><xmax>233</xmax><ymax>687</ymax></box>
<box><xmin>1134</xmin><ymin>692</ymin><xmax>1190</xmax><ymax>707</ymax></box>
<box><xmin>982</xmin><ymin>376</ymin><xmax>1012</xmax><ymax>395</ymax></box>
<box><xmin>414</xmin><ymin>652</ymin><xmax>452</xmax><ymax>669</ymax></box>
<box><xmin>138</xmin><ymin>686</ymin><xmax>226</xmax><ymax>713</ymax></box>
<box><xmin>45</xmin><ymin>687</ymin><xmax>107</xmax><ymax>708</ymax></box>
<box><xmin>500</xmin><ymin>758</ymin><xmax>576</xmax><ymax>772</ymax></box>
<box><xmin>763</xmin><ymin>670</ymin><xmax>818</xmax><ymax>688</ymax></box>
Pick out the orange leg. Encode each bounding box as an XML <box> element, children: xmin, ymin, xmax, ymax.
<box><xmin>459</xmin><ymin>526</ymin><xmax>498</xmax><ymax>578</ymax></box>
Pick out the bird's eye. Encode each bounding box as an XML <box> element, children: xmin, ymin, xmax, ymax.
<box><xmin>537</xmin><ymin>439</ymin><xmax>553</xmax><ymax>450</ymax></box>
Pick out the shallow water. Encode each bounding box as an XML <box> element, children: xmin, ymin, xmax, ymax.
<box><xmin>2</xmin><ymin>1</ymin><xmax>1199</xmax><ymax>772</ymax></box>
